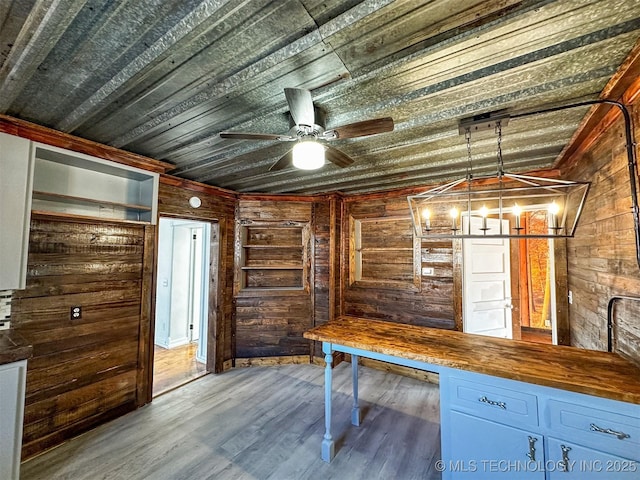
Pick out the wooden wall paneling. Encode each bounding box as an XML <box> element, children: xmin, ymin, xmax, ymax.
<box><xmin>11</xmin><ymin>218</ymin><xmax>145</xmax><ymax>459</ymax></box>
<box><xmin>553</xmin><ymin>238</ymin><xmax>570</xmax><ymax>345</ymax></box>
<box><xmin>311</xmin><ymin>200</ymin><xmax>332</xmax><ymax>358</ymax></box>
<box><xmin>561</xmin><ymin>98</ymin><xmax>640</xmax><ymax>365</ymax></box>
<box><xmin>342</xmin><ymin>196</ymin><xmax>456</xmax><ymax>329</ymax></box>
<box><xmin>136</xmin><ymin>225</ymin><xmax>155</xmax><ymax>406</ymax></box>
<box><xmin>234</xmin><ymin>199</ymin><xmax>314</xmax><ymax>359</ymax></box>
<box><xmin>208</xmin><ymin>222</ymin><xmax>222</xmax><ymax>373</ymax></box>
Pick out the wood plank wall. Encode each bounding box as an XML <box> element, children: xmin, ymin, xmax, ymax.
<box><xmin>561</xmin><ymin>102</ymin><xmax>640</xmax><ymax>365</ymax></box>
<box><xmin>157</xmin><ymin>177</ymin><xmax>236</xmax><ymax>370</ymax></box>
<box><xmin>311</xmin><ymin>197</ymin><xmax>340</xmax><ymax>357</ymax></box>
<box><xmin>342</xmin><ymin>196</ymin><xmax>457</xmax><ymax>329</ymax></box>
<box><xmin>234</xmin><ymin>200</ymin><xmax>315</xmax><ymax>358</ymax></box>
<box><xmin>11</xmin><ymin>217</ymin><xmax>148</xmax><ymax>459</ymax></box>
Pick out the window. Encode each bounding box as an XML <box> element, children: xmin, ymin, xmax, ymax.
<box><xmin>350</xmin><ymin>215</ymin><xmax>420</xmax><ymax>289</ymax></box>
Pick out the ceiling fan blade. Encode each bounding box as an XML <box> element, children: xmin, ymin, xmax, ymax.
<box><xmin>219</xmin><ymin>131</ymin><xmax>286</xmax><ymax>140</ymax></box>
<box><xmin>328</xmin><ymin>117</ymin><xmax>394</xmax><ymax>139</ymax></box>
<box><xmin>325</xmin><ymin>145</ymin><xmax>354</xmax><ymax>168</ymax></box>
<box><xmin>284</xmin><ymin>88</ymin><xmax>315</xmax><ymax>126</ymax></box>
<box><xmin>269</xmin><ymin>149</ymin><xmax>293</xmax><ymax>171</ymax></box>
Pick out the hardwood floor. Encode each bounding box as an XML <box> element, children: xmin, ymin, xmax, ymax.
<box><xmin>153</xmin><ymin>342</ymin><xmax>207</xmax><ymax>396</ymax></box>
<box><xmin>521</xmin><ymin>327</ymin><xmax>553</xmax><ymax>345</ymax></box>
<box><xmin>21</xmin><ymin>363</ymin><xmax>442</xmax><ymax>480</ymax></box>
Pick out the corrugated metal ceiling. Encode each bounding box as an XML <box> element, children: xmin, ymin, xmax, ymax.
<box><xmin>1</xmin><ymin>0</ymin><xmax>639</xmax><ymax>194</ymax></box>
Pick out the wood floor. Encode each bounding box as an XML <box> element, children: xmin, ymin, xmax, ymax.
<box><xmin>21</xmin><ymin>363</ymin><xmax>442</xmax><ymax>480</ymax></box>
<box><xmin>153</xmin><ymin>342</ymin><xmax>207</xmax><ymax>396</ymax></box>
<box><xmin>521</xmin><ymin>327</ymin><xmax>553</xmax><ymax>344</ymax></box>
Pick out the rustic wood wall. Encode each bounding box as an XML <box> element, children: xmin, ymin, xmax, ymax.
<box><xmin>11</xmin><ymin>217</ymin><xmax>149</xmax><ymax>459</ymax></box>
<box><xmin>341</xmin><ymin>196</ymin><xmax>457</xmax><ymax>329</ymax></box>
<box><xmin>157</xmin><ymin>177</ymin><xmax>237</xmax><ymax>372</ymax></box>
<box><xmin>234</xmin><ymin>196</ymin><xmax>336</xmax><ymax>359</ymax></box>
<box><xmin>311</xmin><ymin>196</ymin><xmax>340</xmax><ymax>357</ymax></box>
<box><xmin>561</xmin><ymin>102</ymin><xmax>640</xmax><ymax>365</ymax></box>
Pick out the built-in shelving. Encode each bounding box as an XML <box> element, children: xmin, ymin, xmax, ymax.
<box><xmin>31</xmin><ymin>143</ymin><xmax>159</xmax><ymax>224</ymax></box>
<box><xmin>235</xmin><ymin>223</ymin><xmax>309</xmax><ymax>292</ymax></box>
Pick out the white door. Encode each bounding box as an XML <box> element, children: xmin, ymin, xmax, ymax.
<box><xmin>463</xmin><ymin>216</ymin><xmax>513</xmax><ymax>338</ymax></box>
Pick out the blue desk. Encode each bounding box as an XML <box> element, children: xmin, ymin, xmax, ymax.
<box><xmin>306</xmin><ymin>317</ymin><xmax>640</xmax><ymax>478</ymax></box>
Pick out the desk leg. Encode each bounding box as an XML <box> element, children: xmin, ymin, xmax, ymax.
<box><xmin>351</xmin><ymin>354</ymin><xmax>361</xmax><ymax>426</ymax></box>
<box><xmin>321</xmin><ymin>343</ymin><xmax>335</xmax><ymax>462</ymax></box>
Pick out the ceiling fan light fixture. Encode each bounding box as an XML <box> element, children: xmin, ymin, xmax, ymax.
<box><xmin>292</xmin><ymin>140</ymin><xmax>325</xmax><ymax>170</ymax></box>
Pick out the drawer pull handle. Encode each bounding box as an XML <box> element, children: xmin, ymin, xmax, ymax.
<box><xmin>590</xmin><ymin>423</ymin><xmax>631</xmax><ymax>440</ymax></box>
<box><xmin>560</xmin><ymin>445</ymin><xmax>572</xmax><ymax>472</ymax></box>
<box><xmin>479</xmin><ymin>395</ymin><xmax>506</xmax><ymax>409</ymax></box>
<box><xmin>526</xmin><ymin>436</ymin><xmax>537</xmax><ymax>462</ymax></box>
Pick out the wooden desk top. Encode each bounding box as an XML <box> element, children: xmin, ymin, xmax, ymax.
<box><xmin>0</xmin><ymin>330</ymin><xmax>33</xmax><ymax>365</ymax></box>
<box><xmin>304</xmin><ymin>316</ymin><xmax>640</xmax><ymax>405</ymax></box>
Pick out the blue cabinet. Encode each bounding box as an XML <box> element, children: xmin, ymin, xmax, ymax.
<box><xmin>546</xmin><ymin>437</ymin><xmax>639</xmax><ymax>479</ymax></box>
<box><xmin>440</xmin><ymin>368</ymin><xmax>640</xmax><ymax>479</ymax></box>
<box><xmin>449</xmin><ymin>411</ymin><xmax>544</xmax><ymax>479</ymax></box>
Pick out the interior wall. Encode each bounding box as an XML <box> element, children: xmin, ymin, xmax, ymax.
<box><xmin>10</xmin><ymin>218</ymin><xmax>147</xmax><ymax>459</ymax></box>
<box><xmin>562</xmin><ymin>101</ymin><xmax>640</xmax><ymax>365</ymax></box>
<box><xmin>342</xmin><ymin>195</ymin><xmax>456</xmax><ymax>329</ymax></box>
<box><xmin>311</xmin><ymin>197</ymin><xmax>340</xmax><ymax>357</ymax></box>
<box><xmin>233</xmin><ymin>199</ymin><xmax>315</xmax><ymax>358</ymax></box>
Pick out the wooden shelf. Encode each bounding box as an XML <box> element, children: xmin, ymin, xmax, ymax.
<box><xmin>241</xmin><ymin>266</ymin><xmax>303</xmax><ymax>270</ymax></box>
<box><xmin>242</xmin><ymin>244</ymin><xmax>302</xmax><ymax>248</ymax></box>
<box><xmin>31</xmin><ymin>210</ymin><xmax>150</xmax><ymax>225</ymax></box>
<box><xmin>235</xmin><ymin>223</ymin><xmax>309</xmax><ymax>291</ymax></box>
<box><xmin>32</xmin><ymin>191</ymin><xmax>152</xmax><ymax>211</ymax></box>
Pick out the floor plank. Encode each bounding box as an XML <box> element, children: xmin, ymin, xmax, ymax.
<box><xmin>21</xmin><ymin>363</ymin><xmax>442</xmax><ymax>480</ymax></box>
<box><xmin>153</xmin><ymin>342</ymin><xmax>207</xmax><ymax>396</ymax></box>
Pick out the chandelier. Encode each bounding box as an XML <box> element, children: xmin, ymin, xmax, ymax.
<box><xmin>408</xmin><ymin>113</ymin><xmax>590</xmax><ymax>239</ymax></box>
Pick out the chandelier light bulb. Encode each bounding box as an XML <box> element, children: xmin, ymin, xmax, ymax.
<box><xmin>449</xmin><ymin>207</ymin><xmax>459</xmax><ymax>232</ymax></box>
<box><xmin>512</xmin><ymin>203</ymin><xmax>522</xmax><ymax>217</ymax></box>
<box><xmin>513</xmin><ymin>203</ymin><xmax>522</xmax><ymax>230</ymax></box>
<box><xmin>422</xmin><ymin>208</ymin><xmax>431</xmax><ymax>230</ymax></box>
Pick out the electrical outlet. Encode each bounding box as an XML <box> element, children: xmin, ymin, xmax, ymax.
<box><xmin>422</xmin><ymin>267</ymin><xmax>435</xmax><ymax>276</ymax></box>
<box><xmin>70</xmin><ymin>306</ymin><xmax>82</xmax><ymax>320</ymax></box>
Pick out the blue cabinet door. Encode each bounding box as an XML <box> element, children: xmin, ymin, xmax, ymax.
<box><xmin>546</xmin><ymin>437</ymin><xmax>639</xmax><ymax>479</ymax></box>
<box><xmin>448</xmin><ymin>411</ymin><xmax>545</xmax><ymax>479</ymax></box>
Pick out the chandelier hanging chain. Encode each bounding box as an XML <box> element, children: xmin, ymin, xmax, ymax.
<box><xmin>408</xmin><ymin>108</ymin><xmax>592</xmax><ymax>240</ymax></box>
<box><xmin>495</xmin><ymin>120</ymin><xmax>504</xmax><ymax>178</ymax></box>
<box><xmin>465</xmin><ymin>127</ymin><xmax>473</xmax><ymax>181</ymax></box>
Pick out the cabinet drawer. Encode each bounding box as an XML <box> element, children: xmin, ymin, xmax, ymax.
<box><xmin>449</xmin><ymin>377</ymin><xmax>539</xmax><ymax>427</ymax></box>
<box><xmin>547</xmin><ymin>400</ymin><xmax>640</xmax><ymax>460</ymax></box>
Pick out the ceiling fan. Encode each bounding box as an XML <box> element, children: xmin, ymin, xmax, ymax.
<box><xmin>219</xmin><ymin>88</ymin><xmax>394</xmax><ymax>171</ymax></box>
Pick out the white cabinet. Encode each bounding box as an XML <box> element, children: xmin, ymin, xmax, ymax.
<box><xmin>0</xmin><ymin>360</ymin><xmax>28</xmax><ymax>480</ymax></box>
<box><xmin>440</xmin><ymin>369</ymin><xmax>640</xmax><ymax>479</ymax></box>
<box><xmin>0</xmin><ymin>133</ymin><xmax>34</xmax><ymax>290</ymax></box>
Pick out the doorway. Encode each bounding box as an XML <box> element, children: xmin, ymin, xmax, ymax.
<box><xmin>153</xmin><ymin>217</ymin><xmax>211</xmax><ymax>395</ymax></box>
<box><xmin>462</xmin><ymin>214</ymin><xmax>556</xmax><ymax>343</ymax></box>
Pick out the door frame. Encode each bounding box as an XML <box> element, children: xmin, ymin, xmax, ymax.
<box><xmin>147</xmin><ymin>214</ymin><xmax>221</xmax><ymax>400</ymax></box>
